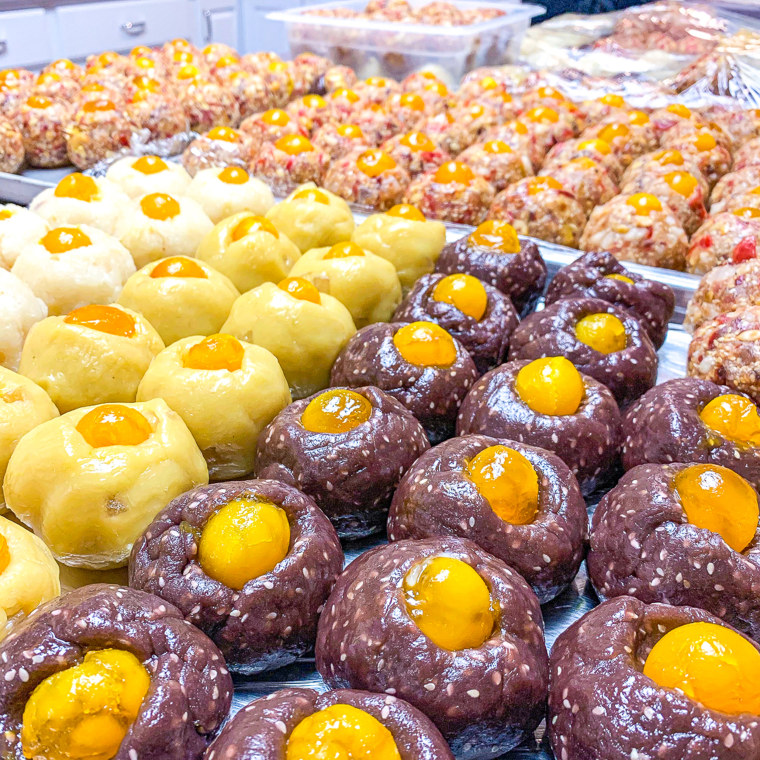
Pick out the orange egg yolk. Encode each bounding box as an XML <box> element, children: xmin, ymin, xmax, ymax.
<box><xmin>207</xmin><ymin>126</ymin><xmax>239</xmax><ymax>142</ymax></box>
<box><xmin>598</xmin><ymin>94</ymin><xmax>626</xmax><ymax>108</ymax></box>
<box><xmin>131</xmin><ymin>155</ymin><xmax>167</xmax><ymax>175</ymax></box>
<box><xmin>578</xmin><ymin>138</ymin><xmax>612</xmax><ymax>155</ymax></box>
<box><xmin>337</xmin><ymin>124</ymin><xmax>363</xmax><ymax>139</ymax></box>
<box><xmin>536</xmin><ymin>86</ymin><xmax>565</xmax><ymax>101</ymax></box>
<box><xmin>216</xmin><ymin>166</ymin><xmax>249</xmax><ymax>185</ymax></box>
<box><xmin>694</xmin><ymin>133</ymin><xmax>717</xmax><ymax>151</ymax></box>
<box><xmin>134</xmin><ymin>57</ymin><xmax>155</xmax><ymax>71</ymax></box>
<box><xmin>674</xmin><ymin>464</ymin><xmax>758</xmax><ymax>553</ymax></box>
<box><xmin>150</xmin><ymin>256</ymin><xmax>207</xmax><ymax>279</ymax></box>
<box><xmin>37</xmin><ymin>72</ymin><xmax>61</xmax><ymax>86</ymax></box>
<box><xmin>214</xmin><ymin>54</ymin><xmax>238</xmax><ymax>69</ymax></box>
<box><xmin>643</xmin><ymin>622</ymin><xmax>760</xmax><ymax>716</ymax></box>
<box><xmin>627</xmin><ymin>110</ymin><xmax>649</xmax><ymax>126</ymax></box>
<box><xmin>734</xmin><ymin>207</ymin><xmax>760</xmax><ymax>219</ymax></box>
<box><xmin>286</xmin><ymin>705</ymin><xmax>401</xmax><ymax>760</ymax></box>
<box><xmin>301</xmin><ymin>388</ymin><xmax>372</xmax><ymax>434</ymax></box>
<box><xmin>232</xmin><ymin>215</ymin><xmax>278</xmax><ymax>241</ymax></box>
<box><xmin>95</xmin><ymin>52</ymin><xmax>119</xmax><ymax>67</ymax></box>
<box><xmin>515</xmin><ymin>356</ymin><xmax>585</xmax><ymax>416</ymax></box>
<box><xmin>393</xmin><ymin>321</ymin><xmax>456</xmax><ymax>367</ymax></box>
<box><xmin>134</xmin><ymin>76</ymin><xmax>160</xmax><ymax>93</ymax></box>
<box><xmin>398</xmin><ymin>93</ymin><xmax>425</xmax><ymax>112</ymax></box>
<box><xmin>275</xmin><ymin>134</ymin><xmax>313</xmax><ymax>155</ymax></box>
<box><xmin>198</xmin><ymin>496</ymin><xmax>290</xmax><ymax>590</ymax></box>
<box><xmin>568</xmin><ymin>157</ymin><xmax>598</xmax><ymax>170</ymax></box>
<box><xmin>483</xmin><ymin>140</ymin><xmax>513</xmax><ymax>154</ymax></box>
<box><xmin>667</xmin><ymin>103</ymin><xmax>691</xmax><ymax>118</ymax></box>
<box><xmin>654</xmin><ymin>149</ymin><xmax>685</xmax><ymax>166</ymax></box>
<box><xmin>525</xmin><ymin>106</ymin><xmax>559</xmax><ymax>124</ymax></box>
<box><xmin>605</xmin><ymin>272</ymin><xmax>635</xmax><ymax>284</ymax></box>
<box><xmin>27</xmin><ymin>95</ymin><xmax>53</xmax><ymax>110</ymax></box>
<box><xmin>261</xmin><ymin>109</ymin><xmax>290</xmax><ymax>126</ymax></box>
<box><xmin>292</xmin><ymin>187</ymin><xmax>330</xmax><ymax>204</ymax></box>
<box><xmin>598</xmin><ymin>123</ymin><xmax>630</xmax><ymax>142</ymax></box>
<box><xmin>130</xmin><ymin>46</ymin><xmax>152</xmax><ymax>58</ymax></box>
<box><xmin>278</xmin><ymin>277</ymin><xmax>321</xmax><ymax>304</ymax></box>
<box><xmin>82</xmin><ymin>99</ymin><xmax>116</xmax><ymax>113</ymax></box>
<box><xmin>365</xmin><ymin>76</ymin><xmax>388</xmax><ymax>87</ymax></box>
<box><xmin>664</xmin><ymin>171</ymin><xmax>698</xmax><ymax>197</ymax></box>
<box><xmin>575</xmin><ymin>313</ymin><xmax>627</xmax><ymax>353</ymax></box>
<box><xmin>324</xmin><ymin>241</ymin><xmax>365</xmax><ymax>260</ymax></box>
<box><xmin>627</xmin><ymin>192</ymin><xmax>662</xmax><ymax>216</ymax></box>
<box><xmin>176</xmin><ymin>64</ymin><xmax>200</xmax><ymax>80</ymax></box>
<box><xmin>76</xmin><ymin>404</ymin><xmax>151</xmax><ymax>448</ymax></box>
<box><xmin>184</xmin><ymin>333</ymin><xmax>244</xmax><ymax>372</ymax></box>
<box><xmin>301</xmin><ymin>94</ymin><xmax>326</xmax><ymax>110</ymax></box>
<box><xmin>54</xmin><ymin>173</ymin><xmax>100</xmax><ymax>202</ymax></box>
<box><xmin>140</xmin><ymin>192</ymin><xmax>180</xmax><ymax>221</ymax></box>
<box><xmin>479</xmin><ymin>76</ymin><xmax>499</xmax><ymax>90</ymax></box>
<box><xmin>386</xmin><ymin>203</ymin><xmax>425</xmax><ymax>221</ymax></box>
<box><xmin>403</xmin><ymin>556</ymin><xmax>497</xmax><ymax>650</ymax></box>
<box><xmin>357</xmin><ymin>149</ymin><xmax>396</xmax><ymax>177</ymax></box>
<box><xmin>0</xmin><ymin>209</ymin><xmax>12</xmax><ymax>221</ymax></box>
<box><xmin>21</xmin><ymin>648</ymin><xmax>151</xmax><ymax>760</ymax></box>
<box><xmin>400</xmin><ymin>131</ymin><xmax>435</xmax><ymax>152</ymax></box>
<box><xmin>331</xmin><ymin>88</ymin><xmax>360</xmax><ymax>103</ymax></box>
<box><xmin>434</xmin><ymin>161</ymin><xmax>475</xmax><ymax>186</ymax></box>
<box><xmin>40</xmin><ymin>227</ymin><xmax>92</xmax><ymax>253</ymax></box>
<box><xmin>528</xmin><ymin>176</ymin><xmax>563</xmax><ymax>195</ymax></box>
<box><xmin>469</xmin><ymin>219</ymin><xmax>521</xmax><ymax>253</ymax></box>
<box><xmin>432</xmin><ymin>273</ymin><xmax>487</xmax><ymax>321</ymax></box>
<box><xmin>700</xmin><ymin>394</ymin><xmax>760</xmax><ymax>447</ymax></box>
<box><xmin>64</xmin><ymin>304</ymin><xmax>136</xmax><ymax>338</ymax></box>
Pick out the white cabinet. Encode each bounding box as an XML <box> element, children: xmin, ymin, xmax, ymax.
<box><xmin>240</xmin><ymin>0</ymin><xmax>301</xmax><ymax>57</ymax></box>
<box><xmin>0</xmin><ymin>9</ymin><xmax>56</xmax><ymax>69</ymax></box>
<box><xmin>199</xmin><ymin>4</ymin><xmax>239</xmax><ymax>48</ymax></box>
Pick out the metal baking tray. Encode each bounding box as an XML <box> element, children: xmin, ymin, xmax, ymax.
<box><xmin>2</xmin><ymin>165</ymin><xmax>698</xmax><ymax>758</ymax></box>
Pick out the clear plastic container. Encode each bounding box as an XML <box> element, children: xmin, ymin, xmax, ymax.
<box><xmin>267</xmin><ymin>0</ymin><xmax>544</xmax><ymax>88</ymax></box>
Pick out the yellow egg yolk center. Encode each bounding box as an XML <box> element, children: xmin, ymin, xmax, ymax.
<box><xmin>218</xmin><ymin>166</ymin><xmax>249</xmax><ymax>185</ymax></box>
<box><xmin>198</xmin><ymin>497</ymin><xmax>290</xmax><ymax>590</ymax></box>
<box><xmin>393</xmin><ymin>321</ymin><xmax>456</xmax><ymax>367</ymax></box>
<box><xmin>21</xmin><ymin>649</ymin><xmax>150</xmax><ymax>760</ymax></box>
<box><xmin>41</xmin><ymin>227</ymin><xmax>92</xmax><ymax>253</ymax></box>
<box><xmin>324</xmin><ymin>241</ymin><xmax>364</xmax><ymax>259</ymax></box>
<box><xmin>579</xmin><ymin>139</ymin><xmax>612</xmax><ymax>155</ymax></box>
<box><xmin>286</xmin><ymin>704</ymin><xmax>401</xmax><ymax>760</ymax></box>
<box><xmin>643</xmin><ymin>622</ymin><xmax>760</xmax><ymax>716</ymax></box>
<box><xmin>150</xmin><ymin>256</ymin><xmax>207</xmax><ymax>279</ymax></box>
<box><xmin>76</xmin><ymin>404</ymin><xmax>152</xmax><ymax>448</ymax></box>
<box><xmin>276</xmin><ymin>134</ymin><xmax>314</xmax><ymax>155</ymax></box>
<box><xmin>515</xmin><ymin>356</ymin><xmax>584</xmax><ymax>416</ymax></box>
<box><xmin>468</xmin><ymin>220</ymin><xmax>520</xmax><ymax>253</ymax></box>
<box><xmin>433</xmin><ymin>161</ymin><xmax>474</xmax><ymax>186</ymax></box>
<box><xmin>278</xmin><ymin>277</ymin><xmax>321</xmax><ymax>304</ymax></box>
<box><xmin>261</xmin><ymin>109</ymin><xmax>290</xmax><ymax>127</ymax></box>
<box><xmin>64</xmin><ymin>305</ymin><xmax>136</xmax><ymax>338</ymax></box>
<box><xmin>183</xmin><ymin>334</ymin><xmax>244</xmax><ymax>372</ymax></box>
<box><xmin>337</xmin><ymin>125</ymin><xmax>363</xmax><ymax>139</ymax></box>
<box><xmin>386</xmin><ymin>203</ymin><xmax>425</xmax><ymax>221</ymax></box>
<box><xmin>292</xmin><ymin>187</ymin><xmax>329</xmax><ymax>204</ymax></box>
<box><xmin>700</xmin><ymin>394</ymin><xmax>760</xmax><ymax>447</ymax></box>
<box><xmin>403</xmin><ymin>556</ymin><xmax>497</xmax><ymax>651</ymax></box>
<box><xmin>432</xmin><ymin>273</ymin><xmax>487</xmax><ymax>321</ymax></box>
<box><xmin>400</xmin><ymin>131</ymin><xmax>435</xmax><ymax>152</ymax></box>
<box><xmin>664</xmin><ymin>171</ymin><xmax>698</xmax><ymax>198</ymax></box>
<box><xmin>357</xmin><ymin>150</ymin><xmax>396</xmax><ymax>177</ymax></box>
<box><xmin>599</xmin><ymin>123</ymin><xmax>630</xmax><ymax>142</ymax></box>
<box><xmin>140</xmin><ymin>193</ymin><xmax>180</xmax><ymax>221</ymax></box>
<box><xmin>232</xmin><ymin>215</ymin><xmax>279</xmax><ymax>241</ymax></box>
<box><xmin>575</xmin><ymin>313</ymin><xmax>627</xmax><ymax>354</ymax></box>
<box><xmin>132</xmin><ymin>156</ymin><xmax>167</xmax><ymax>175</ymax></box>
<box><xmin>54</xmin><ymin>174</ymin><xmax>99</xmax><ymax>202</ymax></box>
<box><xmin>301</xmin><ymin>388</ymin><xmax>372</xmax><ymax>434</ymax></box>
<box><xmin>674</xmin><ymin>464</ymin><xmax>758</xmax><ymax>553</ymax></box>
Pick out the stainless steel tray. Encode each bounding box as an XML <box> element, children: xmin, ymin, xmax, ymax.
<box><xmin>3</xmin><ymin>165</ymin><xmax>698</xmax><ymax>758</ymax></box>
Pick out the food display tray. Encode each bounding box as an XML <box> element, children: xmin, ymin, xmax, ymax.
<box><xmin>1</xmin><ymin>166</ymin><xmax>698</xmax><ymax>758</ymax></box>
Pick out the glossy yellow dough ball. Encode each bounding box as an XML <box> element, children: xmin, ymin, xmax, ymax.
<box><xmin>137</xmin><ymin>334</ymin><xmax>291</xmax><ymax>480</ymax></box>
<box><xmin>3</xmin><ymin>399</ymin><xmax>208</xmax><ymax>568</ymax></box>
<box><xmin>19</xmin><ymin>304</ymin><xmax>164</xmax><ymax>413</ymax></box>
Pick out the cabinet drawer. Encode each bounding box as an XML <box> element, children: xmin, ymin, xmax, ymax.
<box><xmin>58</xmin><ymin>0</ymin><xmax>193</xmax><ymax>59</ymax></box>
<box><xmin>0</xmin><ymin>9</ymin><xmax>54</xmax><ymax>69</ymax></box>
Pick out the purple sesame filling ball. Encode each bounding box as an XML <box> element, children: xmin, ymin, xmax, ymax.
<box><xmin>509</xmin><ymin>296</ymin><xmax>658</xmax><ymax>407</ymax></box>
<box><xmin>203</xmin><ymin>687</ymin><xmax>455</xmax><ymax>760</ymax></box>
<box><xmin>589</xmin><ymin>462</ymin><xmax>760</xmax><ymax>640</ymax></box>
<box><xmin>387</xmin><ymin>435</ymin><xmax>587</xmax><ymax>603</ymax></box>
<box><xmin>316</xmin><ymin>536</ymin><xmax>549</xmax><ymax>760</ymax></box>
<box><xmin>545</xmin><ymin>250</ymin><xmax>675</xmax><ymax>349</ymax></box>
<box><xmin>392</xmin><ymin>273</ymin><xmax>519</xmax><ymax>374</ymax></box>
<box><xmin>621</xmin><ymin>377</ymin><xmax>760</xmax><ymax>490</ymax></box>
<box><xmin>129</xmin><ymin>479</ymin><xmax>343</xmax><ymax>674</ymax></box>
<box><xmin>457</xmin><ymin>359</ymin><xmax>622</xmax><ymax>494</ymax></box>
<box><xmin>435</xmin><ymin>223</ymin><xmax>547</xmax><ymax>316</ymax></box>
<box><xmin>549</xmin><ymin>597</ymin><xmax>760</xmax><ymax>760</ymax></box>
<box><xmin>0</xmin><ymin>584</ymin><xmax>232</xmax><ymax>760</ymax></box>
<box><xmin>255</xmin><ymin>386</ymin><xmax>429</xmax><ymax>539</ymax></box>
<box><xmin>330</xmin><ymin>322</ymin><xmax>478</xmax><ymax>445</ymax></box>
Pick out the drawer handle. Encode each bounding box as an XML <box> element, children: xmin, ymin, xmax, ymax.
<box><xmin>121</xmin><ymin>20</ymin><xmax>146</xmax><ymax>36</ymax></box>
<box><xmin>0</xmin><ymin>40</ymin><xmax>7</xmax><ymax>56</ymax></box>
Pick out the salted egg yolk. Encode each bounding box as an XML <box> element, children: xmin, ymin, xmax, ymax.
<box><xmin>140</xmin><ymin>192</ymin><xmax>180</xmax><ymax>221</ymax></box>
<box><xmin>324</xmin><ymin>241</ymin><xmax>364</xmax><ymax>259</ymax></box>
<box><xmin>674</xmin><ymin>464</ymin><xmax>758</xmax><ymax>553</ymax></box>
<box><xmin>483</xmin><ymin>140</ymin><xmax>513</xmax><ymax>154</ymax></box>
<box><xmin>184</xmin><ymin>334</ymin><xmax>244</xmax><ymax>372</ymax></box>
<box><xmin>337</xmin><ymin>124</ymin><xmax>364</xmax><ymax>139</ymax></box>
<box><xmin>82</xmin><ymin>99</ymin><xmax>117</xmax><ymax>114</ymax></box>
<box><xmin>432</xmin><ymin>273</ymin><xmax>487</xmax><ymax>321</ymax></box>
<box><xmin>292</xmin><ymin>187</ymin><xmax>329</xmax><ymax>204</ymax></box>
<box><xmin>331</xmin><ymin>88</ymin><xmax>360</xmax><ymax>103</ymax></box>
<box><xmin>664</xmin><ymin>171</ymin><xmax>698</xmax><ymax>197</ymax></box>
<box><xmin>64</xmin><ymin>305</ymin><xmax>136</xmax><ymax>338</ymax></box>
<box><xmin>654</xmin><ymin>149</ymin><xmax>684</xmax><ymax>166</ymax></box>
<box><xmin>524</xmin><ymin>106</ymin><xmax>559</xmax><ymax>124</ymax></box>
<box><xmin>150</xmin><ymin>256</ymin><xmax>207</xmax><ymax>279</ymax></box>
<box><xmin>132</xmin><ymin>155</ymin><xmax>168</xmax><ymax>175</ymax></box>
<box><xmin>397</xmin><ymin>93</ymin><xmax>425</xmax><ymax>112</ymax></box>
<box><xmin>598</xmin><ymin>94</ymin><xmax>625</xmax><ymax>108</ymax></box>
<box><xmin>54</xmin><ymin>173</ymin><xmax>100</xmax><ymax>202</ymax></box>
<box><xmin>643</xmin><ymin>622</ymin><xmax>760</xmax><ymax>716</ymax></box>
<box><xmin>466</xmin><ymin>444</ymin><xmax>539</xmax><ymax>525</ymax></box>
<box><xmin>198</xmin><ymin>496</ymin><xmax>290</xmax><ymax>589</ymax></box>
<box><xmin>627</xmin><ymin>110</ymin><xmax>649</xmax><ymax>126</ymax></box>
<box><xmin>694</xmin><ymin>133</ymin><xmax>717</xmax><ymax>151</ymax></box>
<box><xmin>393</xmin><ymin>321</ymin><xmax>456</xmax><ymax>367</ymax></box>
<box><xmin>468</xmin><ymin>219</ymin><xmax>520</xmax><ymax>253</ymax></box>
<box><xmin>667</xmin><ymin>103</ymin><xmax>691</xmax><ymax>118</ymax></box>
<box><xmin>386</xmin><ymin>203</ymin><xmax>425</xmax><ymax>221</ymax></box>
<box><xmin>528</xmin><ymin>176</ymin><xmax>563</xmax><ymax>195</ymax></box>
<box><xmin>626</xmin><ymin>193</ymin><xmax>662</xmax><ymax>216</ymax></box>
<box><xmin>734</xmin><ymin>207</ymin><xmax>760</xmax><ymax>219</ymax></box>
<box><xmin>278</xmin><ymin>276</ymin><xmax>321</xmax><ymax>304</ymax></box>
<box><xmin>26</xmin><ymin>95</ymin><xmax>52</xmax><ymax>109</ymax></box>
<box><xmin>400</xmin><ymin>131</ymin><xmax>435</xmax><ymax>152</ymax></box>
<box><xmin>216</xmin><ymin>166</ymin><xmax>248</xmax><ymax>185</ymax></box>
<box><xmin>403</xmin><ymin>556</ymin><xmax>497</xmax><ymax>650</ymax></box>
<box><xmin>515</xmin><ymin>357</ymin><xmax>584</xmax><ymax>416</ymax></box>
<box><xmin>231</xmin><ymin>215</ymin><xmax>278</xmax><ymax>242</ymax></box>
<box><xmin>575</xmin><ymin>313</ymin><xmax>627</xmax><ymax>354</ymax></box>
<box><xmin>578</xmin><ymin>138</ymin><xmax>612</xmax><ymax>155</ymax></box>
<box><xmin>357</xmin><ymin>149</ymin><xmax>396</xmax><ymax>177</ymax></box>
<box><xmin>433</xmin><ymin>161</ymin><xmax>475</xmax><ymax>186</ymax></box>
<box><xmin>276</xmin><ymin>134</ymin><xmax>314</xmax><ymax>155</ymax></box>
<box><xmin>76</xmin><ymin>404</ymin><xmax>152</xmax><ymax>448</ymax></box>
<box><xmin>21</xmin><ymin>649</ymin><xmax>150</xmax><ymax>760</ymax></box>
<box><xmin>301</xmin><ymin>388</ymin><xmax>372</xmax><ymax>434</ymax></box>
<box><xmin>207</xmin><ymin>126</ymin><xmax>239</xmax><ymax>143</ymax></box>
<box><xmin>0</xmin><ymin>209</ymin><xmax>12</xmax><ymax>221</ymax></box>
<box><xmin>286</xmin><ymin>704</ymin><xmax>401</xmax><ymax>760</ymax></box>
<box><xmin>40</xmin><ymin>227</ymin><xmax>92</xmax><ymax>253</ymax></box>
<box><xmin>700</xmin><ymin>394</ymin><xmax>760</xmax><ymax>447</ymax></box>
<box><xmin>261</xmin><ymin>109</ymin><xmax>290</xmax><ymax>127</ymax></box>
<box><xmin>598</xmin><ymin>122</ymin><xmax>630</xmax><ymax>143</ymax></box>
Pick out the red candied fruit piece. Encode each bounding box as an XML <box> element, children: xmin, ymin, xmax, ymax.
<box><xmin>733</xmin><ymin>236</ymin><xmax>758</xmax><ymax>264</ymax></box>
